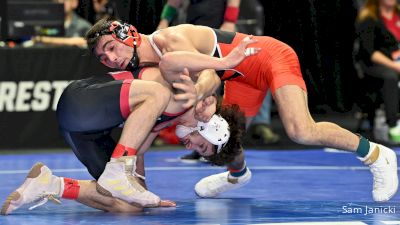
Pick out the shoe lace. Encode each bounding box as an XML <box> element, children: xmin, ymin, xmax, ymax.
<box><xmin>133</xmin><ymin>172</ymin><xmax>146</xmax><ymax>180</ymax></box>
<box><xmin>28</xmin><ymin>192</ymin><xmax>61</xmax><ymax>211</ymax></box>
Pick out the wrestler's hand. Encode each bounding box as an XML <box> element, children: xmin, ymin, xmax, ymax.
<box><xmin>194</xmin><ymin>95</ymin><xmax>217</xmax><ymax>122</ymax></box>
<box><xmin>130</xmin><ymin>199</ymin><xmax>176</xmax><ymax>211</ymax></box>
<box><xmin>223</xmin><ymin>35</ymin><xmax>261</xmax><ymax>68</ymax></box>
<box><xmin>158</xmin><ymin>200</ymin><xmax>177</xmax><ymax>207</ymax></box>
<box><xmin>172</xmin><ymin>68</ymin><xmax>198</xmax><ymax>108</ymax></box>
<box><xmin>142</xmin><ymin>199</ymin><xmax>176</xmax><ymax>208</ymax></box>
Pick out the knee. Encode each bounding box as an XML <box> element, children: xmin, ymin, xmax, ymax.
<box><xmin>284</xmin><ymin>120</ymin><xmax>315</xmax><ymax>144</ymax></box>
<box><xmin>148</xmin><ymin>84</ymin><xmax>171</xmax><ymax>109</ymax></box>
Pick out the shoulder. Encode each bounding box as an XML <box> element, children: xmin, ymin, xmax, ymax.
<box><xmin>159</xmin><ymin>24</ymin><xmax>212</xmax><ymax>41</ymax></box>
<box><xmin>159</xmin><ymin>25</ymin><xmax>194</xmax><ymax>40</ymax></box>
<box><xmin>357</xmin><ymin>14</ymin><xmax>377</xmax><ymax>30</ymax></box>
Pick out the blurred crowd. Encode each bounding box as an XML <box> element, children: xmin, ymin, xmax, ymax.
<box><xmin>2</xmin><ymin>0</ymin><xmax>400</xmax><ymax>153</ymax></box>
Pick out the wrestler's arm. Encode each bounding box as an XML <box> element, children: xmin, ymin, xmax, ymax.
<box><xmin>134</xmin><ymin>130</ymin><xmax>177</xmax><ymax>207</ymax></box>
<box><xmin>161</xmin><ymin>66</ymin><xmax>219</xmax><ymax>110</ymax></box>
<box><xmin>136</xmin><ymin>132</ymin><xmax>159</xmax><ymax>189</ymax></box>
<box><xmin>77</xmin><ymin>179</ymin><xmax>175</xmax><ymax>213</ymax></box>
<box><xmin>159</xmin><ymin>36</ymin><xmax>260</xmax><ymax>74</ymax></box>
<box><xmin>159</xmin><ymin>51</ymin><xmax>229</xmax><ymax>73</ymax></box>
<box><xmin>158</xmin><ymin>36</ymin><xmax>222</xmax><ymax>107</ymax></box>
<box><xmin>159</xmin><ymin>34</ymin><xmax>259</xmax><ymax>107</ymax></box>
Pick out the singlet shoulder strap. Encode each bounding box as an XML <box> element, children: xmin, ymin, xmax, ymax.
<box><xmin>148</xmin><ymin>30</ymin><xmax>163</xmax><ymax>58</ymax></box>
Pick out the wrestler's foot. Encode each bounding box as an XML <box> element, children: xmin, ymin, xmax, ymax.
<box><xmin>359</xmin><ymin>143</ymin><xmax>398</xmax><ymax>202</ymax></box>
<box><xmin>1</xmin><ymin>163</ymin><xmax>62</xmax><ymax>215</ymax></box>
<box><xmin>97</xmin><ymin>156</ymin><xmax>160</xmax><ymax>207</ymax></box>
<box><xmin>195</xmin><ymin>168</ymin><xmax>252</xmax><ymax>198</ymax></box>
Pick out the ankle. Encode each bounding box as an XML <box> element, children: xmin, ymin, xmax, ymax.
<box><xmin>359</xmin><ymin>142</ymin><xmax>380</xmax><ymax>165</ymax></box>
<box><xmin>356</xmin><ymin>135</ymin><xmax>370</xmax><ymax>158</ymax></box>
<box><xmin>60</xmin><ymin>177</ymin><xmax>80</xmax><ymax>200</ymax></box>
<box><xmin>111</xmin><ymin>144</ymin><xmax>137</xmax><ymax>158</ymax></box>
<box><xmin>228</xmin><ymin>164</ymin><xmax>247</xmax><ymax>177</ymax></box>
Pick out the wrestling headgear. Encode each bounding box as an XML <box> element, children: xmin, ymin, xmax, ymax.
<box><xmin>176</xmin><ymin>114</ymin><xmax>230</xmax><ymax>153</ymax></box>
<box><xmin>109</xmin><ymin>21</ymin><xmax>142</xmax><ymax>71</ymax></box>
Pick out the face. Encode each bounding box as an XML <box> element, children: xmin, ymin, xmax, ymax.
<box><xmin>379</xmin><ymin>0</ymin><xmax>396</xmax><ymax>8</ymax></box>
<box><xmin>180</xmin><ymin>131</ymin><xmax>215</xmax><ymax>156</ymax></box>
<box><xmin>94</xmin><ymin>35</ymin><xmax>133</xmax><ymax>70</ymax></box>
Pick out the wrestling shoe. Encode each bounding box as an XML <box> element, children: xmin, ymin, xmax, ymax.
<box><xmin>195</xmin><ymin>168</ymin><xmax>252</xmax><ymax>198</ymax></box>
<box><xmin>1</xmin><ymin>163</ymin><xmax>62</xmax><ymax>215</ymax></box>
<box><xmin>97</xmin><ymin>156</ymin><xmax>160</xmax><ymax>207</ymax></box>
<box><xmin>359</xmin><ymin>143</ymin><xmax>398</xmax><ymax>202</ymax></box>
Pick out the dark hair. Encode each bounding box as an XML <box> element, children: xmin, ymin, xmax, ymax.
<box><xmin>204</xmin><ymin>103</ymin><xmax>246</xmax><ymax>166</ymax></box>
<box><xmin>358</xmin><ymin>0</ymin><xmax>400</xmax><ymax>22</ymax></box>
<box><xmin>85</xmin><ymin>16</ymin><xmax>116</xmax><ymax>53</ymax></box>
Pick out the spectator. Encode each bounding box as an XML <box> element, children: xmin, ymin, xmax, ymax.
<box><xmin>92</xmin><ymin>0</ymin><xmax>118</xmax><ymax>22</ymax></box>
<box><xmin>356</xmin><ymin>0</ymin><xmax>400</xmax><ymax>143</ymax></box>
<box><xmin>34</xmin><ymin>0</ymin><xmax>92</xmax><ymax>47</ymax></box>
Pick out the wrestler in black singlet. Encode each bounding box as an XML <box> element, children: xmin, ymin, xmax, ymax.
<box><xmin>56</xmin><ymin>69</ymin><xmax>184</xmax><ymax>179</ymax></box>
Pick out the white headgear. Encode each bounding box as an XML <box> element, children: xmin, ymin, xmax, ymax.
<box><xmin>175</xmin><ymin>114</ymin><xmax>230</xmax><ymax>153</ymax></box>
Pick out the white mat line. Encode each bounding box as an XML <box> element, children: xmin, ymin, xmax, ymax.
<box><xmin>248</xmin><ymin>222</ymin><xmax>367</xmax><ymax>225</ymax></box>
<box><xmin>0</xmin><ymin>165</ymin><xmax>372</xmax><ymax>175</ymax></box>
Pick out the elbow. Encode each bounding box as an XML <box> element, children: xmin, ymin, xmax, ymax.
<box><xmin>214</xmin><ymin>74</ymin><xmax>221</xmax><ymax>87</ymax></box>
<box><xmin>209</xmin><ymin>70</ymin><xmax>221</xmax><ymax>92</ymax></box>
<box><xmin>159</xmin><ymin>52</ymin><xmax>175</xmax><ymax>73</ymax></box>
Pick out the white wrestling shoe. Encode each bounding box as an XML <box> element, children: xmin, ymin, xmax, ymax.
<box><xmin>359</xmin><ymin>143</ymin><xmax>398</xmax><ymax>202</ymax></box>
<box><xmin>96</xmin><ymin>156</ymin><xmax>160</xmax><ymax>207</ymax></box>
<box><xmin>1</xmin><ymin>162</ymin><xmax>62</xmax><ymax>215</ymax></box>
<box><xmin>195</xmin><ymin>168</ymin><xmax>252</xmax><ymax>198</ymax></box>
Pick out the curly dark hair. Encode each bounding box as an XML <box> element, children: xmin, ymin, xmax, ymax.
<box><xmin>85</xmin><ymin>16</ymin><xmax>116</xmax><ymax>54</ymax></box>
<box><xmin>204</xmin><ymin>103</ymin><xmax>246</xmax><ymax>166</ymax></box>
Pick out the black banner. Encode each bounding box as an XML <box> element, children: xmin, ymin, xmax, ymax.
<box><xmin>0</xmin><ymin>46</ymin><xmax>112</xmax><ymax>149</ymax></box>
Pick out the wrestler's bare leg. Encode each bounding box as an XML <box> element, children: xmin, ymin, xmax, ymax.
<box><xmin>274</xmin><ymin>84</ymin><xmax>398</xmax><ymax>202</ymax></box>
<box><xmin>273</xmin><ymin>85</ymin><xmax>359</xmax><ymax>150</ymax></box>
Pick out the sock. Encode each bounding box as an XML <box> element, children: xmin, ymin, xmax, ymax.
<box><xmin>111</xmin><ymin>143</ymin><xmax>137</xmax><ymax>158</ymax></box>
<box><xmin>47</xmin><ymin>175</ymin><xmax>63</xmax><ymax>198</ymax></box>
<box><xmin>356</xmin><ymin>135</ymin><xmax>370</xmax><ymax>158</ymax></box>
<box><xmin>61</xmin><ymin>177</ymin><xmax>80</xmax><ymax>199</ymax></box>
<box><xmin>228</xmin><ymin>163</ymin><xmax>247</xmax><ymax>177</ymax></box>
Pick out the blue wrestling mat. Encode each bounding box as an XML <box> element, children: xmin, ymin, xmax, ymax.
<box><xmin>0</xmin><ymin>148</ymin><xmax>399</xmax><ymax>225</ymax></box>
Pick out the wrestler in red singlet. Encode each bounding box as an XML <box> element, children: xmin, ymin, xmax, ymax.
<box><xmin>212</xmin><ymin>29</ymin><xmax>307</xmax><ymax>117</ymax></box>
